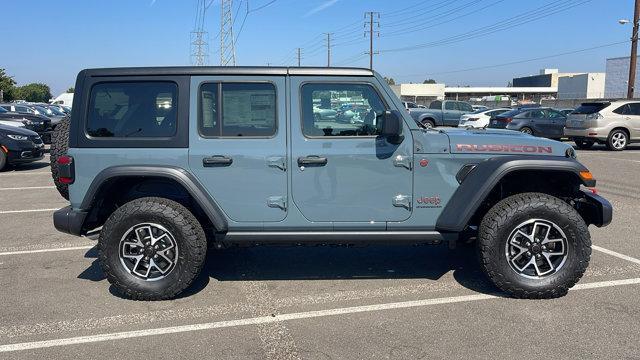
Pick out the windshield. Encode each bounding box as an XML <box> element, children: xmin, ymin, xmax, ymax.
<box><xmin>572</xmin><ymin>102</ymin><xmax>610</xmax><ymax>114</ymax></box>
<box><xmin>0</xmin><ymin>107</ymin><xmax>6</xmax><ymax>113</ymax></box>
<box><xmin>47</xmin><ymin>106</ymin><xmax>65</xmax><ymax>116</ymax></box>
<box><xmin>496</xmin><ymin>109</ymin><xmax>519</xmax><ymax>118</ymax></box>
<box><xmin>33</xmin><ymin>106</ymin><xmax>51</xmax><ymax>115</ymax></box>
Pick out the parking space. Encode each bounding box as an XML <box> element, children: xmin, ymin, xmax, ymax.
<box><xmin>1</xmin><ymin>146</ymin><xmax>639</xmax><ymax>359</ymax></box>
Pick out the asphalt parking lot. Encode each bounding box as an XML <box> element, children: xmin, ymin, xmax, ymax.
<box><xmin>0</xmin><ymin>144</ymin><xmax>639</xmax><ymax>359</ymax></box>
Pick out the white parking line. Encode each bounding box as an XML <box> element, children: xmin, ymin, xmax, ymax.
<box><xmin>0</xmin><ymin>208</ymin><xmax>58</xmax><ymax>215</ymax></box>
<box><xmin>0</xmin><ymin>246</ymin><xmax>94</xmax><ymax>257</ymax></box>
<box><xmin>0</xmin><ymin>277</ymin><xmax>639</xmax><ymax>353</ymax></box>
<box><xmin>593</xmin><ymin>245</ymin><xmax>640</xmax><ymax>265</ymax></box>
<box><xmin>0</xmin><ymin>186</ymin><xmax>55</xmax><ymax>191</ymax></box>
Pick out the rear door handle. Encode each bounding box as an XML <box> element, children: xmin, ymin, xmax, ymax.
<box><xmin>203</xmin><ymin>155</ymin><xmax>233</xmax><ymax>167</ymax></box>
<box><xmin>298</xmin><ymin>155</ymin><xmax>327</xmax><ymax>166</ymax></box>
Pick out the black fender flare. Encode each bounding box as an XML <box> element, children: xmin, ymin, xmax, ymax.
<box><xmin>80</xmin><ymin>165</ymin><xmax>228</xmax><ymax>232</ymax></box>
<box><xmin>435</xmin><ymin>155</ymin><xmax>594</xmax><ymax>232</ymax></box>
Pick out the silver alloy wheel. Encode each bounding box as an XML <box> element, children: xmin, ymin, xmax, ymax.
<box><xmin>422</xmin><ymin>120</ymin><xmax>433</xmax><ymax>129</ymax></box>
<box><xmin>520</xmin><ymin>127</ymin><xmax>533</xmax><ymax>135</ymax></box>
<box><xmin>504</xmin><ymin>219</ymin><xmax>568</xmax><ymax>279</ymax></box>
<box><xmin>611</xmin><ymin>132</ymin><xmax>627</xmax><ymax>149</ymax></box>
<box><xmin>119</xmin><ymin>223</ymin><xmax>178</xmax><ymax>281</ymax></box>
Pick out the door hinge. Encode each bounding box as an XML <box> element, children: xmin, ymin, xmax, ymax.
<box><xmin>267</xmin><ymin>196</ymin><xmax>287</xmax><ymax>211</ymax></box>
<box><xmin>267</xmin><ymin>156</ymin><xmax>287</xmax><ymax>171</ymax></box>
<box><xmin>392</xmin><ymin>194</ymin><xmax>412</xmax><ymax>210</ymax></box>
<box><xmin>393</xmin><ymin>155</ymin><xmax>413</xmax><ymax>171</ymax></box>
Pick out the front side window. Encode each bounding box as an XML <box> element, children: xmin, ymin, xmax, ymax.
<box><xmin>200</xmin><ymin>83</ymin><xmax>276</xmax><ymax>137</ymax></box>
<box><xmin>444</xmin><ymin>102</ymin><xmax>457</xmax><ymax>111</ymax></box>
<box><xmin>627</xmin><ymin>102</ymin><xmax>640</xmax><ymax>115</ymax></box>
<box><xmin>87</xmin><ymin>82</ymin><xmax>177</xmax><ymax>138</ymax></box>
<box><xmin>300</xmin><ymin>83</ymin><xmax>386</xmax><ymax>137</ymax></box>
<box><xmin>459</xmin><ymin>102</ymin><xmax>473</xmax><ymax>112</ymax></box>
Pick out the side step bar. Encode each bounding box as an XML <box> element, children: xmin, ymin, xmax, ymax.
<box><xmin>217</xmin><ymin>231</ymin><xmax>449</xmax><ymax>245</ymax></box>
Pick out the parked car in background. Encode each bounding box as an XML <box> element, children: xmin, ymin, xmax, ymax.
<box><xmin>459</xmin><ymin>108</ymin><xmax>510</xmax><ymax>128</ymax></box>
<box><xmin>313</xmin><ymin>106</ymin><xmax>337</xmax><ymax>120</ymax></box>
<box><xmin>558</xmin><ymin>108</ymin><xmax>574</xmax><ymax>116</ymax></box>
<box><xmin>1</xmin><ymin>103</ymin><xmax>37</xmax><ymax>114</ymax></box>
<box><xmin>0</xmin><ymin>124</ymin><xmax>44</xmax><ymax>171</ymax></box>
<box><xmin>471</xmin><ymin>105</ymin><xmax>489</xmax><ymax>112</ymax></box>
<box><xmin>564</xmin><ymin>100</ymin><xmax>640</xmax><ymax>151</ymax></box>
<box><xmin>408</xmin><ymin>100</ymin><xmax>474</xmax><ymax>128</ymax></box>
<box><xmin>489</xmin><ymin>107</ymin><xmax>567</xmax><ymax>139</ymax></box>
<box><xmin>0</xmin><ymin>106</ymin><xmax>52</xmax><ymax>142</ymax></box>
<box><xmin>0</xmin><ymin>118</ymin><xmax>26</xmax><ymax>128</ymax></box>
<box><xmin>31</xmin><ymin>105</ymin><xmax>66</xmax><ymax>128</ymax></box>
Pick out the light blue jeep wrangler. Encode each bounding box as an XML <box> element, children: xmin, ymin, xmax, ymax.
<box><xmin>51</xmin><ymin>67</ymin><xmax>612</xmax><ymax>300</ymax></box>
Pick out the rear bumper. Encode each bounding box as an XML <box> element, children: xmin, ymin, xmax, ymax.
<box><xmin>576</xmin><ymin>190</ymin><xmax>613</xmax><ymax>227</ymax></box>
<box><xmin>53</xmin><ymin>206</ymin><xmax>88</xmax><ymax>236</ymax></box>
<box><xmin>563</xmin><ymin>127</ymin><xmax>607</xmax><ymax>140</ymax></box>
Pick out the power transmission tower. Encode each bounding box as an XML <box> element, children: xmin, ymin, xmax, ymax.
<box><xmin>364</xmin><ymin>11</ymin><xmax>380</xmax><ymax>70</ymax></box>
<box><xmin>628</xmin><ymin>0</ymin><xmax>640</xmax><ymax>98</ymax></box>
<box><xmin>324</xmin><ymin>33</ymin><xmax>333</xmax><ymax>67</ymax></box>
<box><xmin>190</xmin><ymin>30</ymin><xmax>209</xmax><ymax>66</ymax></box>
<box><xmin>220</xmin><ymin>0</ymin><xmax>236</xmax><ymax>66</ymax></box>
<box><xmin>296</xmin><ymin>48</ymin><xmax>302</xmax><ymax>67</ymax></box>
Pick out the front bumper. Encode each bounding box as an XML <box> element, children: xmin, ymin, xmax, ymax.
<box><xmin>53</xmin><ymin>206</ymin><xmax>88</xmax><ymax>236</ymax></box>
<box><xmin>6</xmin><ymin>143</ymin><xmax>45</xmax><ymax>164</ymax></box>
<box><xmin>576</xmin><ymin>190</ymin><xmax>613</xmax><ymax>227</ymax></box>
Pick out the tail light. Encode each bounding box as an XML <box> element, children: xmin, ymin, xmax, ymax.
<box><xmin>585</xmin><ymin>113</ymin><xmax>603</xmax><ymax>120</ymax></box>
<box><xmin>501</xmin><ymin>117</ymin><xmax>513</xmax><ymax>123</ymax></box>
<box><xmin>57</xmin><ymin>155</ymin><xmax>75</xmax><ymax>184</ymax></box>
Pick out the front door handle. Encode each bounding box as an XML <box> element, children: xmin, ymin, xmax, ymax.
<box><xmin>203</xmin><ymin>155</ymin><xmax>233</xmax><ymax>167</ymax></box>
<box><xmin>298</xmin><ymin>155</ymin><xmax>327</xmax><ymax>167</ymax></box>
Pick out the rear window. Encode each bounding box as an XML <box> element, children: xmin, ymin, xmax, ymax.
<box><xmin>573</xmin><ymin>102</ymin><xmax>610</xmax><ymax>114</ymax></box>
<box><xmin>87</xmin><ymin>82</ymin><xmax>177</xmax><ymax>138</ymax></box>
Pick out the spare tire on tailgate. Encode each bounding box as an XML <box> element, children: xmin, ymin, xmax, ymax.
<box><xmin>50</xmin><ymin>116</ymin><xmax>70</xmax><ymax>200</ymax></box>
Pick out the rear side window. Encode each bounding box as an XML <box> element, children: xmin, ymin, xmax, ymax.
<box><xmin>199</xmin><ymin>83</ymin><xmax>277</xmax><ymax>137</ymax></box>
<box><xmin>614</xmin><ymin>102</ymin><xmax>640</xmax><ymax>115</ymax></box>
<box><xmin>574</xmin><ymin>102</ymin><xmax>610</xmax><ymax>114</ymax></box>
<box><xmin>429</xmin><ymin>100</ymin><xmax>441</xmax><ymax>109</ymax></box>
<box><xmin>87</xmin><ymin>82</ymin><xmax>177</xmax><ymax>138</ymax></box>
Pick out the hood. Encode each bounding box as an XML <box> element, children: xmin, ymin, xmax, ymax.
<box><xmin>0</xmin><ymin>123</ymin><xmax>39</xmax><ymax>136</ymax></box>
<box><xmin>438</xmin><ymin>127</ymin><xmax>573</xmax><ymax>157</ymax></box>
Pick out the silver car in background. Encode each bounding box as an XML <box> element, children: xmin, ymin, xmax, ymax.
<box><xmin>564</xmin><ymin>100</ymin><xmax>640</xmax><ymax>151</ymax></box>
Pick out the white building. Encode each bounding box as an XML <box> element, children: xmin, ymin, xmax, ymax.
<box><xmin>51</xmin><ymin>92</ymin><xmax>74</xmax><ymax>106</ymax></box>
<box><xmin>557</xmin><ymin>73</ymin><xmax>605</xmax><ymax>99</ymax></box>
<box><xmin>605</xmin><ymin>56</ymin><xmax>637</xmax><ymax>98</ymax></box>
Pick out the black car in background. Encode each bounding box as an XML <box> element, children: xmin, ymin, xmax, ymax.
<box><xmin>488</xmin><ymin>107</ymin><xmax>567</xmax><ymax>139</ymax></box>
<box><xmin>0</xmin><ymin>124</ymin><xmax>45</xmax><ymax>171</ymax></box>
<box><xmin>0</xmin><ymin>107</ymin><xmax>52</xmax><ymax>142</ymax></box>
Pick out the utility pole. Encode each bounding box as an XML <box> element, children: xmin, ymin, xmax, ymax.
<box><xmin>324</xmin><ymin>33</ymin><xmax>333</xmax><ymax>67</ymax></box>
<box><xmin>297</xmin><ymin>48</ymin><xmax>302</xmax><ymax>67</ymax></box>
<box><xmin>220</xmin><ymin>0</ymin><xmax>236</xmax><ymax>66</ymax></box>
<box><xmin>628</xmin><ymin>0</ymin><xmax>640</xmax><ymax>98</ymax></box>
<box><xmin>364</xmin><ymin>12</ymin><xmax>380</xmax><ymax>70</ymax></box>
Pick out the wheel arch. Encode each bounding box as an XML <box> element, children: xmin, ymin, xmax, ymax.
<box><xmin>435</xmin><ymin>156</ymin><xmax>595</xmax><ymax>232</ymax></box>
<box><xmin>80</xmin><ymin>165</ymin><xmax>228</xmax><ymax>233</ymax></box>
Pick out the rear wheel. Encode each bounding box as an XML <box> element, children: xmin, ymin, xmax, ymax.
<box><xmin>98</xmin><ymin>197</ymin><xmax>207</xmax><ymax>300</ymax></box>
<box><xmin>421</xmin><ymin>119</ymin><xmax>435</xmax><ymax>129</ymax></box>
<box><xmin>520</xmin><ymin>127</ymin><xmax>533</xmax><ymax>135</ymax></box>
<box><xmin>50</xmin><ymin>116</ymin><xmax>70</xmax><ymax>200</ymax></box>
<box><xmin>477</xmin><ymin>192</ymin><xmax>591</xmax><ymax>299</ymax></box>
<box><xmin>574</xmin><ymin>139</ymin><xmax>594</xmax><ymax>149</ymax></box>
<box><xmin>606</xmin><ymin>129</ymin><xmax>628</xmax><ymax>151</ymax></box>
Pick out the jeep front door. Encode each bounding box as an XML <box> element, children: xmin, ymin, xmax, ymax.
<box><xmin>289</xmin><ymin>78</ymin><xmax>413</xmax><ymax>223</ymax></box>
<box><xmin>188</xmin><ymin>76</ymin><xmax>287</xmax><ymax>222</ymax></box>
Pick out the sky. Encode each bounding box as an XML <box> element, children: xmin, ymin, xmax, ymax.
<box><xmin>0</xmin><ymin>0</ymin><xmax>634</xmax><ymax>95</ymax></box>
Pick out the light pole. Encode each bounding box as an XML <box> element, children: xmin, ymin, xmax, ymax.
<box><xmin>621</xmin><ymin>0</ymin><xmax>640</xmax><ymax>98</ymax></box>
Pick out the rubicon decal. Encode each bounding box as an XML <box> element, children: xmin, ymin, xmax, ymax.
<box><xmin>456</xmin><ymin>144</ymin><xmax>553</xmax><ymax>153</ymax></box>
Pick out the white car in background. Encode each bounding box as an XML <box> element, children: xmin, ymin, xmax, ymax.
<box><xmin>459</xmin><ymin>108</ymin><xmax>510</xmax><ymax>128</ymax></box>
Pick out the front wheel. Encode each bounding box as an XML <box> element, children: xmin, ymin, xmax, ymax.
<box><xmin>98</xmin><ymin>197</ymin><xmax>207</xmax><ymax>300</ymax></box>
<box><xmin>520</xmin><ymin>127</ymin><xmax>533</xmax><ymax>135</ymax></box>
<box><xmin>477</xmin><ymin>193</ymin><xmax>591</xmax><ymax>299</ymax></box>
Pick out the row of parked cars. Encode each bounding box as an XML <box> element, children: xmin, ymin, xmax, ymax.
<box><xmin>0</xmin><ymin>102</ymin><xmax>70</xmax><ymax>170</ymax></box>
<box><xmin>406</xmin><ymin>99</ymin><xmax>639</xmax><ymax>151</ymax></box>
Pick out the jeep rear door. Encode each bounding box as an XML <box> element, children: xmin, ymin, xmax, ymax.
<box><xmin>188</xmin><ymin>76</ymin><xmax>288</xmax><ymax>222</ymax></box>
<box><xmin>289</xmin><ymin>76</ymin><xmax>413</xmax><ymax>224</ymax></box>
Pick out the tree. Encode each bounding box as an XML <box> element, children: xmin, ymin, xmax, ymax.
<box><xmin>66</xmin><ymin>87</ymin><xmax>74</xmax><ymax>93</ymax></box>
<box><xmin>383</xmin><ymin>77</ymin><xmax>396</xmax><ymax>85</ymax></box>
<box><xmin>13</xmin><ymin>83</ymin><xmax>52</xmax><ymax>103</ymax></box>
<box><xmin>0</xmin><ymin>68</ymin><xmax>17</xmax><ymax>101</ymax></box>
<box><xmin>423</xmin><ymin>79</ymin><xmax>437</xmax><ymax>84</ymax></box>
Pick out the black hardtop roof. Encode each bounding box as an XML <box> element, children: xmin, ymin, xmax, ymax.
<box><xmin>80</xmin><ymin>66</ymin><xmax>375</xmax><ymax>77</ymax></box>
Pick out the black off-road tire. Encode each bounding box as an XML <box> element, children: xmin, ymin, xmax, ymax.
<box><xmin>574</xmin><ymin>139</ymin><xmax>594</xmax><ymax>150</ymax></box>
<box><xmin>50</xmin><ymin>116</ymin><xmax>70</xmax><ymax>200</ymax></box>
<box><xmin>478</xmin><ymin>192</ymin><xmax>591</xmax><ymax>299</ymax></box>
<box><xmin>98</xmin><ymin>197</ymin><xmax>207</xmax><ymax>300</ymax></box>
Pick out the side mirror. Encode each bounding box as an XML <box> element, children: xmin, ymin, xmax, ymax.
<box><xmin>381</xmin><ymin>110</ymin><xmax>404</xmax><ymax>144</ymax></box>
